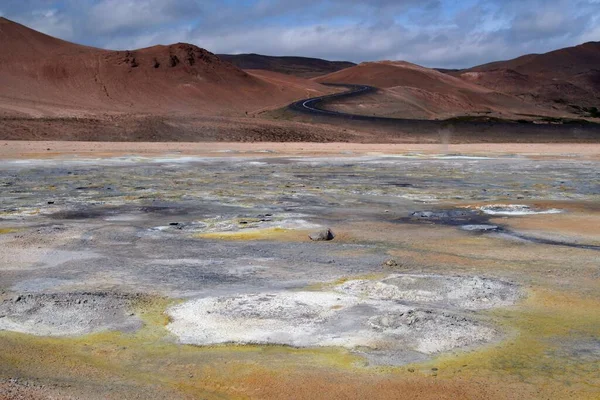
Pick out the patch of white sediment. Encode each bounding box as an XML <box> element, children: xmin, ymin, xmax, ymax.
<box><xmin>167</xmin><ymin>291</ymin><xmax>496</xmax><ymax>353</ymax></box>
<box><xmin>479</xmin><ymin>204</ymin><xmax>562</xmax><ymax>216</ymax></box>
<box><xmin>167</xmin><ymin>274</ymin><xmax>520</xmax><ymax>359</ymax></box>
<box><xmin>334</xmin><ymin>275</ymin><xmax>519</xmax><ymax>310</ymax></box>
<box><xmin>168</xmin><ymin>292</ymin><xmax>364</xmax><ymax>348</ymax></box>
<box><xmin>367</xmin><ymin>310</ymin><xmax>495</xmax><ymax>354</ymax></box>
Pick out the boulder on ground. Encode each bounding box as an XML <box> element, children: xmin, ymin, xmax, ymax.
<box><xmin>383</xmin><ymin>259</ymin><xmax>399</xmax><ymax>267</ymax></box>
<box><xmin>309</xmin><ymin>228</ymin><xmax>335</xmax><ymax>241</ymax></box>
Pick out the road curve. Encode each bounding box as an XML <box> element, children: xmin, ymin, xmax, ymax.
<box><xmin>289</xmin><ymin>83</ymin><xmax>395</xmax><ymax>121</ymax></box>
<box><xmin>287</xmin><ymin>82</ymin><xmax>600</xmax><ymax>143</ymax></box>
<box><xmin>288</xmin><ymin>83</ymin><xmax>427</xmax><ymax>122</ymax></box>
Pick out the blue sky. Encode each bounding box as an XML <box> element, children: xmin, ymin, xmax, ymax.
<box><xmin>1</xmin><ymin>0</ymin><xmax>599</xmax><ymax>68</ymax></box>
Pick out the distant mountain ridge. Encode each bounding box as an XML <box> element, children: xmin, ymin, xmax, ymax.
<box><xmin>313</xmin><ymin>60</ymin><xmax>555</xmax><ymax>120</ymax></box>
<box><xmin>218</xmin><ymin>53</ymin><xmax>356</xmax><ymax>78</ymax></box>
<box><xmin>466</xmin><ymin>42</ymin><xmax>600</xmax><ymax>78</ymax></box>
<box><xmin>447</xmin><ymin>41</ymin><xmax>600</xmax><ymax>109</ymax></box>
<box><xmin>1</xmin><ymin>16</ymin><xmax>598</xmax><ymax>124</ymax></box>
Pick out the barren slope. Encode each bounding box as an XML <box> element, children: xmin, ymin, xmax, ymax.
<box><xmin>315</xmin><ymin>61</ymin><xmax>554</xmax><ymax>120</ymax></box>
<box><xmin>469</xmin><ymin>42</ymin><xmax>600</xmax><ymax>78</ymax></box>
<box><xmin>454</xmin><ymin>42</ymin><xmax>600</xmax><ymax>110</ymax></box>
<box><xmin>0</xmin><ymin>17</ymin><xmax>335</xmax><ymax>118</ymax></box>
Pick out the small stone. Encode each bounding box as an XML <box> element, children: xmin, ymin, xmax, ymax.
<box><xmin>309</xmin><ymin>228</ymin><xmax>335</xmax><ymax>241</ymax></box>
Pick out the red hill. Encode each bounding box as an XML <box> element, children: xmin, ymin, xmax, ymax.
<box><xmin>454</xmin><ymin>42</ymin><xmax>600</xmax><ymax>108</ymax></box>
<box><xmin>0</xmin><ymin>17</ymin><xmax>334</xmax><ymax>117</ymax></box>
<box><xmin>314</xmin><ymin>61</ymin><xmax>553</xmax><ymax>120</ymax></box>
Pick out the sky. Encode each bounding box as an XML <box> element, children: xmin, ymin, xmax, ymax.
<box><xmin>1</xmin><ymin>0</ymin><xmax>599</xmax><ymax>68</ymax></box>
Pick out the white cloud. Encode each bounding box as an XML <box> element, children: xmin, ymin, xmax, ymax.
<box><xmin>1</xmin><ymin>0</ymin><xmax>598</xmax><ymax>67</ymax></box>
<box><xmin>578</xmin><ymin>14</ymin><xmax>600</xmax><ymax>43</ymax></box>
<box><xmin>20</xmin><ymin>8</ymin><xmax>74</xmax><ymax>40</ymax></box>
<box><xmin>88</xmin><ymin>0</ymin><xmax>201</xmax><ymax>34</ymax></box>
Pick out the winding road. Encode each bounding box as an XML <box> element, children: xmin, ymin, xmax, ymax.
<box><xmin>289</xmin><ymin>83</ymin><xmax>389</xmax><ymax>121</ymax></box>
<box><xmin>287</xmin><ymin>82</ymin><xmax>600</xmax><ymax>143</ymax></box>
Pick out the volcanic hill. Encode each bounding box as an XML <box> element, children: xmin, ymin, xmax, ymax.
<box><xmin>0</xmin><ymin>17</ymin><xmax>334</xmax><ymax>118</ymax></box>
<box><xmin>452</xmin><ymin>42</ymin><xmax>600</xmax><ymax>114</ymax></box>
<box><xmin>314</xmin><ymin>61</ymin><xmax>555</xmax><ymax>120</ymax></box>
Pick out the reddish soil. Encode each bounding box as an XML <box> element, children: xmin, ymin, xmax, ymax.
<box><xmin>314</xmin><ymin>61</ymin><xmax>558</xmax><ymax>120</ymax></box>
<box><xmin>452</xmin><ymin>42</ymin><xmax>600</xmax><ymax>109</ymax></box>
<box><xmin>0</xmin><ymin>17</ymin><xmax>336</xmax><ymax>118</ymax></box>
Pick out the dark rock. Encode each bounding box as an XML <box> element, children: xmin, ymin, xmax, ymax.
<box><xmin>413</xmin><ymin>211</ymin><xmax>434</xmax><ymax>218</ymax></box>
<box><xmin>407</xmin><ymin>209</ymin><xmax>485</xmax><ymax>225</ymax></box>
<box><xmin>169</xmin><ymin>222</ymin><xmax>184</xmax><ymax>230</ymax></box>
<box><xmin>387</xmin><ymin>183</ymin><xmax>413</xmax><ymax>187</ymax></box>
<box><xmin>309</xmin><ymin>228</ymin><xmax>335</xmax><ymax>241</ymax></box>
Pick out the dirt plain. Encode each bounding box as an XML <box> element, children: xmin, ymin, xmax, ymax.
<box><xmin>0</xmin><ymin>143</ymin><xmax>598</xmax><ymax>399</ymax></box>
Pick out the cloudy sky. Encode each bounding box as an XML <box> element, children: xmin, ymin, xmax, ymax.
<box><xmin>1</xmin><ymin>0</ymin><xmax>599</xmax><ymax>68</ymax></box>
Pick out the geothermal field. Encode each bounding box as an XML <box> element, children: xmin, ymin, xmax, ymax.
<box><xmin>1</xmin><ymin>7</ymin><xmax>600</xmax><ymax>399</ymax></box>
<box><xmin>0</xmin><ymin>143</ymin><xmax>598</xmax><ymax>399</ymax></box>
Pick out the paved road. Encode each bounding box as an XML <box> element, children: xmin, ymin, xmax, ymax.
<box><xmin>289</xmin><ymin>83</ymin><xmax>394</xmax><ymax>121</ymax></box>
<box><xmin>287</xmin><ymin>82</ymin><xmax>600</xmax><ymax>143</ymax></box>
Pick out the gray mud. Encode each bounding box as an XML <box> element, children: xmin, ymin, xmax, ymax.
<box><xmin>404</xmin><ymin>208</ymin><xmax>600</xmax><ymax>250</ymax></box>
<box><xmin>0</xmin><ymin>292</ymin><xmax>142</xmax><ymax>336</ymax></box>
